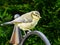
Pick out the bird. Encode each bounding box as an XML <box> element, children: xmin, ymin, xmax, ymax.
<box><xmin>1</xmin><ymin>11</ymin><xmax>41</xmax><ymax>31</ymax></box>
<box><xmin>1</xmin><ymin>11</ymin><xmax>41</xmax><ymax>45</ymax></box>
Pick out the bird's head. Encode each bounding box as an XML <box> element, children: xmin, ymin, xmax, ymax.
<box><xmin>31</xmin><ymin>11</ymin><xmax>41</xmax><ymax>20</ymax></box>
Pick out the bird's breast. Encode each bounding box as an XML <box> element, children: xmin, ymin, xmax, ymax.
<box><xmin>17</xmin><ymin>19</ymin><xmax>39</xmax><ymax>30</ymax></box>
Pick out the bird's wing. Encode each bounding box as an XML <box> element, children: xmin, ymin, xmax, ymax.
<box><xmin>12</xmin><ymin>15</ymin><xmax>32</xmax><ymax>23</ymax></box>
<box><xmin>12</xmin><ymin>12</ymin><xmax>33</xmax><ymax>23</ymax></box>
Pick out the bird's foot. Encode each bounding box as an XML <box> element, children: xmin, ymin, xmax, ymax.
<box><xmin>23</xmin><ymin>30</ymin><xmax>31</xmax><ymax>38</ymax></box>
<box><xmin>27</xmin><ymin>30</ymin><xmax>31</xmax><ymax>33</ymax></box>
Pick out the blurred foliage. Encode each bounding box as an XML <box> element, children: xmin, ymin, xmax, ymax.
<box><xmin>0</xmin><ymin>0</ymin><xmax>60</xmax><ymax>45</ymax></box>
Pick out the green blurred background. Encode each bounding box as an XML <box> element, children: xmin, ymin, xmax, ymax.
<box><xmin>0</xmin><ymin>0</ymin><xmax>60</xmax><ymax>45</ymax></box>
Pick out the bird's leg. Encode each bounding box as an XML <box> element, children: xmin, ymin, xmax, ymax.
<box><xmin>23</xmin><ymin>31</ymin><xmax>26</xmax><ymax>37</ymax></box>
<box><xmin>24</xmin><ymin>31</ymin><xmax>26</xmax><ymax>36</ymax></box>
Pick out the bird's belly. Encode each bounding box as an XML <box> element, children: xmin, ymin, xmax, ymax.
<box><xmin>17</xmin><ymin>20</ymin><xmax>38</xmax><ymax>31</ymax></box>
<box><xmin>17</xmin><ymin>23</ymin><xmax>33</xmax><ymax>30</ymax></box>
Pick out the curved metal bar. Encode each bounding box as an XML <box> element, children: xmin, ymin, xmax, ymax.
<box><xmin>34</xmin><ymin>31</ymin><xmax>51</xmax><ymax>45</ymax></box>
<box><xmin>20</xmin><ymin>30</ymin><xmax>51</xmax><ymax>45</ymax></box>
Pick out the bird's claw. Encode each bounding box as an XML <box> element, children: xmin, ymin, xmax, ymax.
<box><xmin>27</xmin><ymin>30</ymin><xmax>31</xmax><ymax>33</ymax></box>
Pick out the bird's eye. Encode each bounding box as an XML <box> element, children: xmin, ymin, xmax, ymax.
<box><xmin>35</xmin><ymin>15</ymin><xmax>37</xmax><ymax>16</ymax></box>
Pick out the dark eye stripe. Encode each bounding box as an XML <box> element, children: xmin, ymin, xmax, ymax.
<box><xmin>32</xmin><ymin>12</ymin><xmax>40</xmax><ymax>17</ymax></box>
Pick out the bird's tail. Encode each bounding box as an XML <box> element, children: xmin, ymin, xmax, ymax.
<box><xmin>0</xmin><ymin>21</ymin><xmax>13</xmax><ymax>26</ymax></box>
